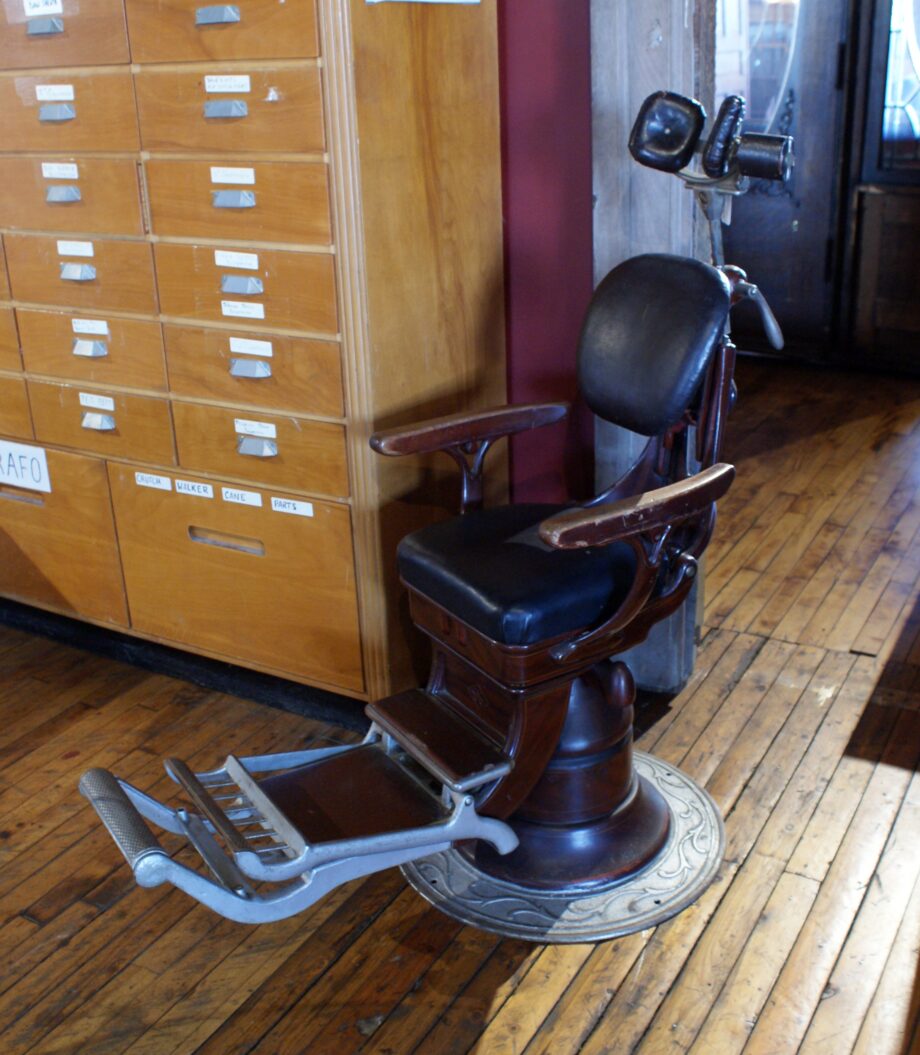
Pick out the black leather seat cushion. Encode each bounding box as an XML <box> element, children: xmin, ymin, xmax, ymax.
<box><xmin>397</xmin><ymin>504</ymin><xmax>638</xmax><ymax>647</ymax></box>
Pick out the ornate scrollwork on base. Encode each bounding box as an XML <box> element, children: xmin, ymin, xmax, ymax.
<box><xmin>402</xmin><ymin>752</ymin><xmax>724</xmax><ymax>943</ymax></box>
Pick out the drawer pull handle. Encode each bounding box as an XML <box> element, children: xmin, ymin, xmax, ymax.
<box><xmin>221</xmin><ymin>274</ymin><xmax>263</xmax><ymax>295</ymax></box>
<box><xmin>229</xmin><ymin>357</ymin><xmax>272</xmax><ymax>379</ymax></box>
<box><xmin>203</xmin><ymin>99</ymin><xmax>249</xmax><ymax>120</ymax></box>
<box><xmin>39</xmin><ymin>103</ymin><xmax>76</xmax><ymax>123</ymax></box>
<box><xmin>27</xmin><ymin>16</ymin><xmax>64</xmax><ymax>35</ymax></box>
<box><xmin>195</xmin><ymin>5</ymin><xmax>240</xmax><ymax>25</ymax></box>
<box><xmin>189</xmin><ymin>526</ymin><xmax>265</xmax><ymax>556</ymax></box>
<box><xmin>46</xmin><ymin>184</ymin><xmax>82</xmax><ymax>204</ymax></box>
<box><xmin>81</xmin><ymin>411</ymin><xmax>115</xmax><ymax>431</ymax></box>
<box><xmin>72</xmin><ymin>338</ymin><xmax>108</xmax><ymax>358</ymax></box>
<box><xmin>236</xmin><ymin>436</ymin><xmax>277</xmax><ymax>458</ymax></box>
<box><xmin>211</xmin><ymin>189</ymin><xmax>256</xmax><ymax>210</ymax></box>
<box><xmin>60</xmin><ymin>262</ymin><xmax>96</xmax><ymax>282</ymax></box>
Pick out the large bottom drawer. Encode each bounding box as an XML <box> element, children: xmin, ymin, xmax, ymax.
<box><xmin>108</xmin><ymin>464</ymin><xmax>364</xmax><ymax>694</ymax></box>
<box><xmin>0</xmin><ymin>445</ymin><xmax>127</xmax><ymax>624</ymax></box>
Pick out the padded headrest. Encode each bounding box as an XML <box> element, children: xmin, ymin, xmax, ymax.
<box><xmin>577</xmin><ymin>254</ymin><xmax>731</xmax><ymax>436</ymax></box>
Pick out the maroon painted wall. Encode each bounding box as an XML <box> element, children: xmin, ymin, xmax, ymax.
<box><xmin>498</xmin><ymin>0</ymin><xmax>595</xmax><ymax>503</ymax></box>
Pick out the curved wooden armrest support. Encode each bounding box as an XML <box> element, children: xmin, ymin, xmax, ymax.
<box><xmin>538</xmin><ymin>463</ymin><xmax>735</xmax><ymax>550</ymax></box>
<box><xmin>370</xmin><ymin>402</ymin><xmax>569</xmax><ymax>457</ymax></box>
<box><xmin>370</xmin><ymin>402</ymin><xmax>569</xmax><ymax>513</ymax></box>
<box><xmin>539</xmin><ymin>463</ymin><xmax>735</xmax><ymax>665</ymax></box>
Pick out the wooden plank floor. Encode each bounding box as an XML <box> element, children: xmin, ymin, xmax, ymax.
<box><xmin>1</xmin><ymin>356</ymin><xmax>919</xmax><ymax>1055</ymax></box>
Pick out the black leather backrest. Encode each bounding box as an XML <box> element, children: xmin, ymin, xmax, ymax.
<box><xmin>577</xmin><ymin>254</ymin><xmax>731</xmax><ymax>436</ymax></box>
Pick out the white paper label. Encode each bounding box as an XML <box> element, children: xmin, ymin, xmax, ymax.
<box><xmin>0</xmin><ymin>439</ymin><xmax>51</xmax><ymax>494</ymax></box>
<box><xmin>221</xmin><ymin>300</ymin><xmax>265</xmax><ymax>320</ymax></box>
<box><xmin>210</xmin><ymin>166</ymin><xmax>256</xmax><ymax>186</ymax></box>
<box><xmin>36</xmin><ymin>84</ymin><xmax>74</xmax><ymax>102</ymax></box>
<box><xmin>135</xmin><ymin>471</ymin><xmax>171</xmax><ymax>492</ymax></box>
<box><xmin>222</xmin><ymin>486</ymin><xmax>262</xmax><ymax>507</ymax></box>
<box><xmin>57</xmin><ymin>240</ymin><xmax>93</xmax><ymax>258</ymax></box>
<box><xmin>214</xmin><ymin>249</ymin><xmax>259</xmax><ymax>271</ymax></box>
<box><xmin>79</xmin><ymin>391</ymin><xmax>115</xmax><ymax>412</ymax></box>
<box><xmin>42</xmin><ymin>162</ymin><xmax>79</xmax><ymax>180</ymax></box>
<box><xmin>234</xmin><ymin>418</ymin><xmax>277</xmax><ymax>439</ymax></box>
<box><xmin>176</xmin><ymin>479</ymin><xmax>214</xmax><ymax>499</ymax></box>
<box><xmin>271</xmin><ymin>497</ymin><xmax>314</xmax><ymax>518</ymax></box>
<box><xmin>71</xmin><ymin>317</ymin><xmax>108</xmax><ymax>336</ymax></box>
<box><xmin>204</xmin><ymin>74</ymin><xmax>252</xmax><ymax>94</ymax></box>
<box><xmin>24</xmin><ymin>0</ymin><xmax>64</xmax><ymax>16</ymax></box>
<box><xmin>229</xmin><ymin>336</ymin><xmax>273</xmax><ymax>358</ymax></box>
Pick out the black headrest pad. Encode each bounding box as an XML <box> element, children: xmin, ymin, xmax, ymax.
<box><xmin>577</xmin><ymin>254</ymin><xmax>731</xmax><ymax>436</ymax></box>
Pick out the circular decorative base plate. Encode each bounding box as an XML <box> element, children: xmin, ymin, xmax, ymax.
<box><xmin>402</xmin><ymin>752</ymin><xmax>724</xmax><ymax>943</ymax></box>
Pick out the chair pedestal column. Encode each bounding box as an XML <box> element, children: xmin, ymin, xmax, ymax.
<box><xmin>465</xmin><ymin>661</ymin><xmax>671</xmax><ymax>890</ymax></box>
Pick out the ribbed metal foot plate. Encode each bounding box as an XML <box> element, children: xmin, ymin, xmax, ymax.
<box><xmin>401</xmin><ymin>752</ymin><xmax>724</xmax><ymax>943</ymax></box>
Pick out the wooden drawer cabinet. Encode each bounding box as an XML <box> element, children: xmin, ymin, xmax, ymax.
<box><xmin>172</xmin><ymin>399</ymin><xmax>348</xmax><ymax>496</ymax></box>
<box><xmin>155</xmin><ymin>242</ymin><xmax>337</xmax><ymax>334</ymax></box>
<box><xmin>0</xmin><ymin>1</ymin><xmax>506</xmax><ymax>700</ymax></box>
<box><xmin>135</xmin><ymin>66</ymin><xmax>324</xmax><ymax>154</ymax></box>
<box><xmin>29</xmin><ymin>379</ymin><xmax>176</xmax><ymax>464</ymax></box>
<box><xmin>5</xmin><ymin>234</ymin><xmax>158</xmax><ymax>315</ymax></box>
<box><xmin>0</xmin><ymin>158</ymin><xmax>144</xmax><ymax>236</ymax></box>
<box><xmin>124</xmin><ymin>0</ymin><xmax>319</xmax><ymax>63</ymax></box>
<box><xmin>145</xmin><ymin>160</ymin><xmax>331</xmax><ymax>245</ymax></box>
<box><xmin>0</xmin><ymin>446</ymin><xmax>128</xmax><ymax>625</ymax></box>
<box><xmin>164</xmin><ymin>324</ymin><xmax>343</xmax><ymax>417</ymax></box>
<box><xmin>108</xmin><ymin>463</ymin><xmax>363</xmax><ymax>692</ymax></box>
<box><xmin>0</xmin><ymin>375</ymin><xmax>33</xmax><ymax>438</ymax></box>
<box><xmin>0</xmin><ymin>71</ymin><xmax>140</xmax><ymax>153</ymax></box>
<box><xmin>18</xmin><ymin>309</ymin><xmax>167</xmax><ymax>390</ymax></box>
<box><xmin>0</xmin><ymin>307</ymin><xmax>20</xmax><ymax>372</ymax></box>
<box><xmin>0</xmin><ymin>0</ymin><xmax>129</xmax><ymax>70</ymax></box>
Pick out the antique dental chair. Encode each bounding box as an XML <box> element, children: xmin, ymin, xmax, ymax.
<box><xmin>79</xmin><ymin>92</ymin><xmax>791</xmax><ymax>942</ymax></box>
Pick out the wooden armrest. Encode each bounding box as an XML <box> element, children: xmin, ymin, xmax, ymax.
<box><xmin>369</xmin><ymin>402</ymin><xmax>569</xmax><ymax>457</ymax></box>
<box><xmin>539</xmin><ymin>463</ymin><xmax>735</xmax><ymax>550</ymax></box>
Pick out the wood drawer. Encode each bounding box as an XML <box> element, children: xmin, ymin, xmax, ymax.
<box><xmin>0</xmin><ymin>0</ymin><xmax>129</xmax><ymax>70</ymax></box>
<box><xmin>0</xmin><ymin>71</ymin><xmax>139</xmax><ymax>153</ymax></box>
<box><xmin>0</xmin><ymin>375</ymin><xmax>33</xmax><ymax>438</ymax></box>
<box><xmin>0</xmin><ymin>307</ymin><xmax>21</xmax><ymax>373</ymax></box>
<box><xmin>5</xmin><ymin>234</ymin><xmax>157</xmax><ymax>315</ymax></box>
<box><xmin>155</xmin><ymin>243</ymin><xmax>337</xmax><ymax>334</ymax></box>
<box><xmin>0</xmin><ymin>445</ymin><xmax>127</xmax><ymax>624</ymax></box>
<box><xmin>164</xmin><ymin>324</ymin><xmax>342</xmax><ymax>417</ymax></box>
<box><xmin>124</xmin><ymin>0</ymin><xmax>319</xmax><ymax>63</ymax></box>
<box><xmin>135</xmin><ymin>66</ymin><xmax>324</xmax><ymax>154</ymax></box>
<box><xmin>172</xmin><ymin>400</ymin><xmax>348</xmax><ymax>496</ymax></box>
<box><xmin>0</xmin><ymin>157</ymin><xmax>144</xmax><ymax>237</ymax></box>
<box><xmin>108</xmin><ymin>463</ymin><xmax>363</xmax><ymax>691</ymax></box>
<box><xmin>145</xmin><ymin>160</ymin><xmax>331</xmax><ymax>245</ymax></box>
<box><xmin>18</xmin><ymin>309</ymin><xmax>166</xmax><ymax>390</ymax></box>
<box><xmin>29</xmin><ymin>379</ymin><xmax>175</xmax><ymax>464</ymax></box>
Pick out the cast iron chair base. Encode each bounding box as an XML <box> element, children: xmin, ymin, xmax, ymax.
<box><xmin>402</xmin><ymin>751</ymin><xmax>723</xmax><ymax>943</ymax></box>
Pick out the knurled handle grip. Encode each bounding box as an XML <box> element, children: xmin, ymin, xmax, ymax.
<box><xmin>79</xmin><ymin>768</ymin><xmax>165</xmax><ymax>869</ymax></box>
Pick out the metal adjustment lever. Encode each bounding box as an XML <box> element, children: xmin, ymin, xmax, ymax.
<box><xmin>195</xmin><ymin>4</ymin><xmax>240</xmax><ymax>24</ymax></box>
<box><xmin>221</xmin><ymin>274</ymin><xmax>263</xmax><ymax>295</ymax></box>
<box><xmin>204</xmin><ymin>99</ymin><xmax>248</xmax><ymax>119</ymax></box>
<box><xmin>736</xmin><ymin>280</ymin><xmax>784</xmax><ymax>349</ymax></box>
<box><xmin>39</xmin><ymin>103</ymin><xmax>76</xmax><ymax>123</ymax></box>
<box><xmin>46</xmin><ymin>185</ymin><xmax>82</xmax><ymax>203</ymax></box>
<box><xmin>81</xmin><ymin>411</ymin><xmax>116</xmax><ymax>431</ymax></box>
<box><xmin>60</xmin><ymin>262</ymin><xmax>96</xmax><ymax>282</ymax></box>
<box><xmin>27</xmin><ymin>16</ymin><xmax>64</xmax><ymax>34</ymax></box>
<box><xmin>72</xmin><ymin>338</ymin><xmax>108</xmax><ymax>358</ymax></box>
<box><xmin>237</xmin><ymin>435</ymin><xmax>277</xmax><ymax>457</ymax></box>
<box><xmin>212</xmin><ymin>189</ymin><xmax>256</xmax><ymax>209</ymax></box>
<box><xmin>229</xmin><ymin>357</ymin><xmax>271</xmax><ymax>379</ymax></box>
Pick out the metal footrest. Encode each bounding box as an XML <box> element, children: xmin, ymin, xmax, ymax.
<box><xmin>79</xmin><ymin>732</ymin><xmax>517</xmax><ymax>924</ymax></box>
